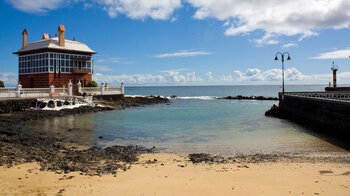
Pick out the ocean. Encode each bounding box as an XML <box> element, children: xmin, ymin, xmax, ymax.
<box><xmin>27</xmin><ymin>85</ymin><xmax>348</xmax><ymax>155</ymax></box>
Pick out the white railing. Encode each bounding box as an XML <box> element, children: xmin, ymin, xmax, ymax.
<box><xmin>285</xmin><ymin>92</ymin><xmax>350</xmax><ymax>100</ymax></box>
<box><xmin>105</xmin><ymin>87</ymin><xmax>122</xmax><ymax>95</ymax></box>
<box><xmin>0</xmin><ymin>82</ymin><xmax>125</xmax><ymax>99</ymax></box>
<box><xmin>55</xmin><ymin>87</ymin><xmax>68</xmax><ymax>96</ymax></box>
<box><xmin>80</xmin><ymin>87</ymin><xmax>100</xmax><ymax>95</ymax></box>
<box><xmin>20</xmin><ymin>88</ymin><xmax>50</xmax><ymax>98</ymax></box>
<box><xmin>81</xmin><ymin>84</ymin><xmax>124</xmax><ymax>96</ymax></box>
<box><xmin>0</xmin><ymin>87</ymin><xmax>17</xmax><ymax>99</ymax></box>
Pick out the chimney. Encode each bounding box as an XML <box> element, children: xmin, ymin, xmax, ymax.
<box><xmin>58</xmin><ymin>25</ymin><xmax>66</xmax><ymax>47</ymax></box>
<box><xmin>42</xmin><ymin>33</ymin><xmax>49</xmax><ymax>39</ymax></box>
<box><xmin>22</xmin><ymin>29</ymin><xmax>28</xmax><ymax>48</ymax></box>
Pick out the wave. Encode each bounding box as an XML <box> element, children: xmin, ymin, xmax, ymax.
<box><xmin>125</xmin><ymin>95</ymin><xmax>217</xmax><ymax>100</ymax></box>
<box><xmin>172</xmin><ymin>96</ymin><xmax>216</xmax><ymax>100</ymax></box>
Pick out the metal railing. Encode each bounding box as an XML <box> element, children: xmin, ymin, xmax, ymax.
<box><xmin>285</xmin><ymin>91</ymin><xmax>350</xmax><ymax>100</ymax></box>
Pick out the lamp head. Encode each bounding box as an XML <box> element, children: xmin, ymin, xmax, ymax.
<box><xmin>274</xmin><ymin>56</ymin><xmax>279</xmax><ymax>61</ymax></box>
<box><xmin>287</xmin><ymin>56</ymin><xmax>291</xmax><ymax>61</ymax></box>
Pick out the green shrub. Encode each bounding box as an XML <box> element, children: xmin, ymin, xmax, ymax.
<box><xmin>87</xmin><ymin>80</ymin><xmax>98</xmax><ymax>87</ymax></box>
<box><xmin>0</xmin><ymin>80</ymin><xmax>4</xmax><ymax>87</ymax></box>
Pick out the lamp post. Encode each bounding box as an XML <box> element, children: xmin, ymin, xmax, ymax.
<box><xmin>274</xmin><ymin>52</ymin><xmax>291</xmax><ymax>95</ymax></box>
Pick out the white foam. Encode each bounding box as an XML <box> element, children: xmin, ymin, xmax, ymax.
<box><xmin>172</xmin><ymin>96</ymin><xmax>216</xmax><ymax>100</ymax></box>
<box><xmin>125</xmin><ymin>95</ymin><xmax>217</xmax><ymax>100</ymax></box>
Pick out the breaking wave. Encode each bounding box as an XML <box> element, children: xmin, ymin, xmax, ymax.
<box><xmin>125</xmin><ymin>95</ymin><xmax>217</xmax><ymax>100</ymax></box>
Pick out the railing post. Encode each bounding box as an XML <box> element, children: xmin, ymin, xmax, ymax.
<box><xmin>105</xmin><ymin>83</ymin><xmax>109</xmax><ymax>92</ymax></box>
<box><xmin>121</xmin><ymin>82</ymin><xmax>124</xmax><ymax>95</ymax></box>
<box><xmin>77</xmin><ymin>80</ymin><xmax>82</xmax><ymax>94</ymax></box>
<box><xmin>101</xmin><ymin>82</ymin><xmax>105</xmax><ymax>95</ymax></box>
<box><xmin>50</xmin><ymin>85</ymin><xmax>55</xmax><ymax>94</ymax></box>
<box><xmin>17</xmin><ymin>84</ymin><xmax>22</xmax><ymax>98</ymax></box>
<box><xmin>68</xmin><ymin>80</ymin><xmax>73</xmax><ymax>96</ymax></box>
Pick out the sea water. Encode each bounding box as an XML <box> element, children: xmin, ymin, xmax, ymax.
<box><xmin>28</xmin><ymin>85</ymin><xmax>348</xmax><ymax>155</ymax></box>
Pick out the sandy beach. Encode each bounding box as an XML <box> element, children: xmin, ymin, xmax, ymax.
<box><xmin>1</xmin><ymin>153</ymin><xmax>349</xmax><ymax>196</ymax></box>
<box><xmin>1</xmin><ymin>96</ymin><xmax>349</xmax><ymax>196</ymax></box>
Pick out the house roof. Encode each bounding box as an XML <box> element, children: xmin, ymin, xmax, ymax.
<box><xmin>14</xmin><ymin>37</ymin><xmax>96</xmax><ymax>54</ymax></box>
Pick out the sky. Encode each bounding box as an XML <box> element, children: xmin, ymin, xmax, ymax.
<box><xmin>1</xmin><ymin>0</ymin><xmax>350</xmax><ymax>86</ymax></box>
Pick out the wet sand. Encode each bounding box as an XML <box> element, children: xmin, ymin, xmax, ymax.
<box><xmin>1</xmin><ymin>153</ymin><xmax>349</xmax><ymax>196</ymax></box>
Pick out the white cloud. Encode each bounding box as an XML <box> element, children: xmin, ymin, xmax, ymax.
<box><xmin>205</xmin><ymin>71</ymin><xmax>214</xmax><ymax>81</ymax></box>
<box><xmin>221</xmin><ymin>75</ymin><xmax>233</xmax><ymax>82</ymax></box>
<box><xmin>188</xmin><ymin>0</ymin><xmax>350</xmax><ymax>45</ymax></box>
<box><xmin>0</xmin><ymin>72</ymin><xmax>18</xmax><ymax>87</ymax></box>
<box><xmin>154</xmin><ymin>50</ymin><xmax>211</xmax><ymax>58</ymax></box>
<box><xmin>89</xmin><ymin>67</ymin><xmax>350</xmax><ymax>86</ymax></box>
<box><xmin>96</xmin><ymin>57</ymin><xmax>134</xmax><ymax>64</ymax></box>
<box><xmin>234</xmin><ymin>67</ymin><xmax>304</xmax><ymax>82</ymax></box>
<box><xmin>254</xmin><ymin>34</ymin><xmax>279</xmax><ymax>46</ymax></box>
<box><xmin>93</xmin><ymin>70</ymin><xmax>204</xmax><ymax>85</ymax></box>
<box><xmin>282</xmin><ymin>43</ymin><xmax>298</xmax><ymax>49</ymax></box>
<box><xmin>9</xmin><ymin>0</ymin><xmax>350</xmax><ymax>46</ymax></box>
<box><xmin>311</xmin><ymin>48</ymin><xmax>350</xmax><ymax>59</ymax></box>
<box><xmin>8</xmin><ymin>0</ymin><xmax>181</xmax><ymax>20</ymax></box>
<box><xmin>95</xmin><ymin>0</ymin><xmax>181</xmax><ymax>20</ymax></box>
<box><xmin>8</xmin><ymin>0</ymin><xmax>66</xmax><ymax>13</ymax></box>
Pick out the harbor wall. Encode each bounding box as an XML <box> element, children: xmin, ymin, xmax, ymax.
<box><xmin>279</xmin><ymin>95</ymin><xmax>350</xmax><ymax>139</ymax></box>
<box><xmin>0</xmin><ymin>98</ymin><xmax>36</xmax><ymax>113</ymax></box>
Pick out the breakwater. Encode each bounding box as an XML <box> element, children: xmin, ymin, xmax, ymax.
<box><xmin>0</xmin><ymin>98</ymin><xmax>36</xmax><ymax>113</ymax></box>
<box><xmin>278</xmin><ymin>94</ymin><xmax>350</xmax><ymax>139</ymax></box>
<box><xmin>219</xmin><ymin>95</ymin><xmax>278</xmax><ymax>101</ymax></box>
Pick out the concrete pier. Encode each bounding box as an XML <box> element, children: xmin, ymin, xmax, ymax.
<box><xmin>278</xmin><ymin>92</ymin><xmax>350</xmax><ymax>139</ymax></box>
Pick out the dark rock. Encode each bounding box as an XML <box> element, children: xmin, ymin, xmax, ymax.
<box><xmin>218</xmin><ymin>95</ymin><xmax>278</xmax><ymax>101</ymax></box>
<box><xmin>265</xmin><ymin>104</ymin><xmax>281</xmax><ymax>117</ymax></box>
<box><xmin>188</xmin><ymin>153</ymin><xmax>226</xmax><ymax>164</ymax></box>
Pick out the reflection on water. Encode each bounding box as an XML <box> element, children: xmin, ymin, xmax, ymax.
<box><xmin>28</xmin><ymin>99</ymin><xmax>348</xmax><ymax>155</ymax></box>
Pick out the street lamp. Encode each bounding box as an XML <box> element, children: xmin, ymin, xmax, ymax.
<box><xmin>274</xmin><ymin>52</ymin><xmax>291</xmax><ymax>95</ymax></box>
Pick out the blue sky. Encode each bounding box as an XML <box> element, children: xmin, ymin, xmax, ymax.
<box><xmin>1</xmin><ymin>0</ymin><xmax>350</xmax><ymax>86</ymax></box>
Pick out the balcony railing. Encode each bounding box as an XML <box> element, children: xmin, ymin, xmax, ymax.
<box><xmin>72</xmin><ymin>68</ymin><xmax>90</xmax><ymax>74</ymax></box>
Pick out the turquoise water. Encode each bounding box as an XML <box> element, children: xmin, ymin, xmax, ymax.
<box><xmin>28</xmin><ymin>85</ymin><xmax>347</xmax><ymax>155</ymax></box>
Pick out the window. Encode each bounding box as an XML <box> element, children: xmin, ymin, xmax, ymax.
<box><xmin>19</xmin><ymin>52</ymin><xmax>51</xmax><ymax>74</ymax></box>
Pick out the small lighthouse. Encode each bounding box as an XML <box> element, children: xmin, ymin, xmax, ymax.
<box><xmin>331</xmin><ymin>62</ymin><xmax>338</xmax><ymax>88</ymax></box>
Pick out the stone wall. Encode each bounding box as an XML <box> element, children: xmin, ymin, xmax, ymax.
<box><xmin>279</xmin><ymin>95</ymin><xmax>350</xmax><ymax>139</ymax></box>
<box><xmin>325</xmin><ymin>87</ymin><xmax>350</xmax><ymax>92</ymax></box>
<box><xmin>0</xmin><ymin>98</ymin><xmax>36</xmax><ymax>113</ymax></box>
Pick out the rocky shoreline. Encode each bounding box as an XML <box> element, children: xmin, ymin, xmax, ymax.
<box><xmin>189</xmin><ymin>152</ymin><xmax>350</xmax><ymax>164</ymax></box>
<box><xmin>0</xmin><ymin>96</ymin><xmax>168</xmax><ymax>175</ymax></box>
<box><xmin>218</xmin><ymin>95</ymin><xmax>278</xmax><ymax>101</ymax></box>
